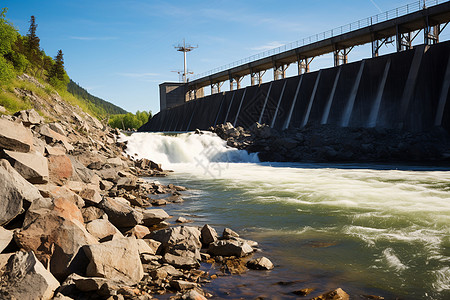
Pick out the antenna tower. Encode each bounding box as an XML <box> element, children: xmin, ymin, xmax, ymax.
<box><xmin>174</xmin><ymin>39</ymin><xmax>197</xmax><ymax>83</ymax></box>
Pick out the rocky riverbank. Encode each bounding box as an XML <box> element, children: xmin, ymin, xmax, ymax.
<box><xmin>211</xmin><ymin>122</ymin><xmax>450</xmax><ymax>164</ymax></box>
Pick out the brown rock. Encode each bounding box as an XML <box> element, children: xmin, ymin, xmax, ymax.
<box><xmin>48</xmin><ymin>154</ymin><xmax>73</xmax><ymax>185</ymax></box>
<box><xmin>0</xmin><ymin>118</ymin><xmax>33</xmax><ymax>152</ymax></box>
<box><xmin>100</xmin><ymin>197</ymin><xmax>143</xmax><ymax>228</ymax></box>
<box><xmin>201</xmin><ymin>224</ymin><xmax>218</xmax><ymax>245</ymax></box>
<box><xmin>0</xmin><ymin>227</ymin><xmax>13</xmax><ymax>253</ymax></box>
<box><xmin>47</xmin><ymin>185</ymin><xmax>85</xmax><ymax>209</ymax></box>
<box><xmin>312</xmin><ymin>288</ymin><xmax>349</xmax><ymax>300</ymax></box>
<box><xmin>125</xmin><ymin>225</ymin><xmax>150</xmax><ymax>239</ymax></box>
<box><xmin>79</xmin><ymin>187</ymin><xmax>102</xmax><ymax>205</ymax></box>
<box><xmin>142</xmin><ymin>209</ymin><xmax>170</xmax><ymax>227</ymax></box>
<box><xmin>14</xmin><ymin>109</ymin><xmax>44</xmax><ymax>126</ymax></box>
<box><xmin>86</xmin><ymin>219</ymin><xmax>123</xmax><ymax>241</ymax></box>
<box><xmin>81</xmin><ymin>206</ymin><xmax>107</xmax><ymax>223</ymax></box>
<box><xmin>292</xmin><ymin>288</ymin><xmax>315</xmax><ymax>296</ymax></box>
<box><xmin>246</xmin><ymin>257</ymin><xmax>274</xmax><ymax>270</ymax></box>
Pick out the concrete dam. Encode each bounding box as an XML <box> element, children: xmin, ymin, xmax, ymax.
<box><xmin>140</xmin><ymin>1</ymin><xmax>450</xmax><ymax>134</ymax></box>
<box><xmin>140</xmin><ymin>41</ymin><xmax>450</xmax><ymax>133</ymax></box>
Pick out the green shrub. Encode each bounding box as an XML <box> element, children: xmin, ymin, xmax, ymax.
<box><xmin>0</xmin><ymin>56</ymin><xmax>15</xmax><ymax>84</ymax></box>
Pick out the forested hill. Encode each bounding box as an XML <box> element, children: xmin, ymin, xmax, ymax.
<box><xmin>67</xmin><ymin>80</ymin><xmax>127</xmax><ymax>115</ymax></box>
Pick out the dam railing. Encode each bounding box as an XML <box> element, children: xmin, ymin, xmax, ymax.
<box><xmin>191</xmin><ymin>0</ymin><xmax>444</xmax><ymax>81</ymax></box>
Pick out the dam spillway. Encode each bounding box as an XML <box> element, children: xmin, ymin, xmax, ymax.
<box><xmin>140</xmin><ymin>40</ymin><xmax>450</xmax><ymax>133</ymax></box>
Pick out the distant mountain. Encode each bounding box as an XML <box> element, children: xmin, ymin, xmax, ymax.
<box><xmin>67</xmin><ymin>80</ymin><xmax>127</xmax><ymax>115</ymax></box>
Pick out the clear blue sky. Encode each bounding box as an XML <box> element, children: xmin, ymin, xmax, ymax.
<box><xmin>2</xmin><ymin>0</ymin><xmax>447</xmax><ymax>114</ymax></box>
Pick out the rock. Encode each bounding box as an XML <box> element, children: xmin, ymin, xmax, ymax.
<box><xmin>47</xmin><ymin>154</ymin><xmax>73</xmax><ymax>185</ymax></box>
<box><xmin>100</xmin><ymin>197</ymin><xmax>143</xmax><ymax>228</ymax></box>
<box><xmin>0</xmin><ymin>251</ymin><xmax>60</xmax><ymax>300</ymax></box>
<box><xmin>312</xmin><ymin>288</ymin><xmax>350</xmax><ymax>300</ymax></box>
<box><xmin>116</xmin><ymin>177</ymin><xmax>137</xmax><ymax>191</ymax></box>
<box><xmin>142</xmin><ymin>208</ymin><xmax>170</xmax><ymax>226</ymax></box>
<box><xmin>65</xmin><ymin>180</ymin><xmax>87</xmax><ymax>193</ymax></box>
<box><xmin>170</xmin><ymin>279</ymin><xmax>197</xmax><ymax>291</ymax></box>
<box><xmin>125</xmin><ymin>225</ymin><xmax>150</xmax><ymax>239</ymax></box>
<box><xmin>182</xmin><ymin>289</ymin><xmax>207</xmax><ymax>300</ymax></box>
<box><xmin>163</xmin><ymin>252</ymin><xmax>200</xmax><ymax>269</ymax></box>
<box><xmin>223</xmin><ymin>227</ymin><xmax>239</xmax><ymax>239</ymax></box>
<box><xmin>152</xmin><ymin>199</ymin><xmax>167</xmax><ymax>206</ymax></box>
<box><xmin>136</xmin><ymin>239</ymin><xmax>155</xmax><ymax>255</ymax></box>
<box><xmin>48</xmin><ymin>122</ymin><xmax>66</xmax><ymax>136</ymax></box>
<box><xmin>0</xmin><ymin>227</ymin><xmax>13</xmax><ymax>253</ymax></box>
<box><xmin>68</xmin><ymin>155</ymin><xmax>96</xmax><ymax>184</ymax></box>
<box><xmin>84</xmin><ymin>237</ymin><xmax>144</xmax><ymax>285</ymax></box>
<box><xmin>150</xmin><ymin>226</ymin><xmax>202</xmax><ymax>253</ymax></box>
<box><xmin>176</xmin><ymin>216</ymin><xmax>190</xmax><ymax>223</ymax></box>
<box><xmin>38</xmin><ymin>124</ymin><xmax>73</xmax><ymax>152</ymax></box>
<box><xmin>46</xmin><ymin>185</ymin><xmax>85</xmax><ymax>209</ymax></box>
<box><xmin>100</xmin><ymin>180</ymin><xmax>114</xmax><ymax>191</ymax></box>
<box><xmin>246</xmin><ymin>257</ymin><xmax>274</xmax><ymax>270</ymax></box>
<box><xmin>71</xmin><ymin>274</ymin><xmax>123</xmax><ymax>292</ymax></box>
<box><xmin>87</xmin><ymin>160</ymin><xmax>104</xmax><ymax>170</ymax></box>
<box><xmin>292</xmin><ymin>288</ymin><xmax>315</xmax><ymax>296</ymax></box>
<box><xmin>81</xmin><ymin>206</ymin><xmax>107</xmax><ymax>223</ymax></box>
<box><xmin>45</xmin><ymin>145</ymin><xmax>67</xmax><ymax>156</ymax></box>
<box><xmin>98</xmin><ymin>168</ymin><xmax>119</xmax><ymax>181</ymax></box>
<box><xmin>14</xmin><ymin>198</ymin><xmax>98</xmax><ymax>280</ymax></box>
<box><xmin>0</xmin><ymin>118</ymin><xmax>33</xmax><ymax>152</ymax></box>
<box><xmin>4</xmin><ymin>150</ymin><xmax>49</xmax><ymax>184</ymax></box>
<box><xmin>14</xmin><ymin>109</ymin><xmax>44</xmax><ymax>126</ymax></box>
<box><xmin>150</xmin><ymin>264</ymin><xmax>183</xmax><ymax>280</ymax></box>
<box><xmin>201</xmin><ymin>224</ymin><xmax>218</xmax><ymax>245</ymax></box>
<box><xmin>86</xmin><ymin>219</ymin><xmax>123</xmax><ymax>241</ymax></box>
<box><xmin>208</xmin><ymin>240</ymin><xmax>253</xmax><ymax>257</ymax></box>
<box><xmin>143</xmin><ymin>239</ymin><xmax>161</xmax><ymax>255</ymax></box>
<box><xmin>106</xmin><ymin>157</ymin><xmax>126</xmax><ymax>168</ymax></box>
<box><xmin>79</xmin><ymin>187</ymin><xmax>102</xmax><ymax>205</ymax></box>
<box><xmin>0</xmin><ymin>159</ymin><xmax>43</xmax><ymax>225</ymax></box>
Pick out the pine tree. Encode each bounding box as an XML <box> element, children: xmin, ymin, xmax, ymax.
<box><xmin>26</xmin><ymin>16</ymin><xmax>40</xmax><ymax>65</ymax></box>
<box><xmin>48</xmin><ymin>49</ymin><xmax>69</xmax><ymax>89</ymax></box>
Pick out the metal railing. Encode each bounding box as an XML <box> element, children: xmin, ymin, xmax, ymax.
<box><xmin>190</xmin><ymin>0</ymin><xmax>444</xmax><ymax>81</ymax></box>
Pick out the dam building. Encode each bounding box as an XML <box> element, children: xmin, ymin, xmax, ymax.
<box><xmin>141</xmin><ymin>0</ymin><xmax>450</xmax><ymax>133</ymax></box>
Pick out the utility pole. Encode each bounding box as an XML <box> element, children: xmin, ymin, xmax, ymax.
<box><xmin>174</xmin><ymin>39</ymin><xmax>197</xmax><ymax>83</ymax></box>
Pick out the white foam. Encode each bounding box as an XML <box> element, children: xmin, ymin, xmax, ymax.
<box><xmin>381</xmin><ymin>248</ymin><xmax>408</xmax><ymax>271</ymax></box>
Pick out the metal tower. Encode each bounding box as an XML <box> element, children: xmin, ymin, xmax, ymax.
<box><xmin>174</xmin><ymin>39</ymin><xmax>197</xmax><ymax>83</ymax></box>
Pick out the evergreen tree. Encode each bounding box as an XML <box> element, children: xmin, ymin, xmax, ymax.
<box><xmin>26</xmin><ymin>15</ymin><xmax>40</xmax><ymax>65</ymax></box>
<box><xmin>48</xmin><ymin>49</ymin><xmax>69</xmax><ymax>89</ymax></box>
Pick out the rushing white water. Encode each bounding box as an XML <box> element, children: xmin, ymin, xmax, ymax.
<box><xmin>122</xmin><ymin>132</ymin><xmax>450</xmax><ymax>299</ymax></box>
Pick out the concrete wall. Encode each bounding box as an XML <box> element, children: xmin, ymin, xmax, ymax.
<box><xmin>142</xmin><ymin>41</ymin><xmax>450</xmax><ymax>133</ymax></box>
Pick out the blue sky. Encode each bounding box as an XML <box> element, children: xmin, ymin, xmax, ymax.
<box><xmin>2</xmin><ymin>0</ymin><xmax>448</xmax><ymax>114</ymax></box>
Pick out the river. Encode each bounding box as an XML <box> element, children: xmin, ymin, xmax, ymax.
<box><xmin>123</xmin><ymin>131</ymin><xmax>450</xmax><ymax>300</ymax></box>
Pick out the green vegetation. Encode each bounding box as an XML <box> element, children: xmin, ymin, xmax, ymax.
<box><xmin>0</xmin><ymin>8</ymin><xmax>136</xmax><ymax>122</ymax></box>
<box><xmin>109</xmin><ymin>111</ymin><xmax>152</xmax><ymax>130</ymax></box>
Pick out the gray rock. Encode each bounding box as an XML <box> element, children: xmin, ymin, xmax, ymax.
<box><xmin>68</xmin><ymin>155</ymin><xmax>95</xmax><ymax>184</ymax></box>
<box><xmin>223</xmin><ymin>227</ymin><xmax>239</xmax><ymax>239</ymax></box>
<box><xmin>84</xmin><ymin>237</ymin><xmax>144</xmax><ymax>285</ymax></box>
<box><xmin>246</xmin><ymin>257</ymin><xmax>274</xmax><ymax>270</ymax></box>
<box><xmin>100</xmin><ymin>180</ymin><xmax>114</xmax><ymax>191</ymax></box>
<box><xmin>163</xmin><ymin>252</ymin><xmax>200</xmax><ymax>269</ymax></box>
<box><xmin>0</xmin><ymin>227</ymin><xmax>13</xmax><ymax>253</ymax></box>
<box><xmin>176</xmin><ymin>216</ymin><xmax>189</xmax><ymax>223</ymax></box>
<box><xmin>208</xmin><ymin>239</ymin><xmax>253</xmax><ymax>257</ymax></box>
<box><xmin>201</xmin><ymin>224</ymin><xmax>218</xmax><ymax>245</ymax></box>
<box><xmin>0</xmin><ymin>118</ymin><xmax>33</xmax><ymax>152</ymax></box>
<box><xmin>14</xmin><ymin>109</ymin><xmax>44</xmax><ymax>126</ymax></box>
<box><xmin>98</xmin><ymin>168</ymin><xmax>119</xmax><ymax>181</ymax></box>
<box><xmin>86</xmin><ymin>219</ymin><xmax>123</xmax><ymax>241</ymax></box>
<box><xmin>0</xmin><ymin>251</ymin><xmax>60</xmax><ymax>300</ymax></box>
<box><xmin>142</xmin><ymin>208</ymin><xmax>170</xmax><ymax>226</ymax></box>
<box><xmin>4</xmin><ymin>150</ymin><xmax>49</xmax><ymax>184</ymax></box>
<box><xmin>100</xmin><ymin>197</ymin><xmax>143</xmax><ymax>228</ymax></box>
<box><xmin>150</xmin><ymin>226</ymin><xmax>202</xmax><ymax>253</ymax></box>
<box><xmin>0</xmin><ymin>159</ymin><xmax>42</xmax><ymax>225</ymax></box>
<box><xmin>116</xmin><ymin>177</ymin><xmax>137</xmax><ymax>191</ymax></box>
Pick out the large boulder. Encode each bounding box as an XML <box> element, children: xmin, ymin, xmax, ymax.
<box><xmin>14</xmin><ymin>198</ymin><xmax>98</xmax><ymax>280</ymax></box>
<box><xmin>149</xmin><ymin>226</ymin><xmax>202</xmax><ymax>253</ymax></box>
<box><xmin>79</xmin><ymin>187</ymin><xmax>102</xmax><ymax>206</ymax></box>
<box><xmin>246</xmin><ymin>257</ymin><xmax>274</xmax><ymax>270</ymax></box>
<box><xmin>83</xmin><ymin>237</ymin><xmax>144</xmax><ymax>285</ymax></box>
<box><xmin>38</xmin><ymin>124</ymin><xmax>74</xmax><ymax>152</ymax></box>
<box><xmin>201</xmin><ymin>224</ymin><xmax>218</xmax><ymax>245</ymax></box>
<box><xmin>0</xmin><ymin>159</ymin><xmax>41</xmax><ymax>225</ymax></box>
<box><xmin>86</xmin><ymin>219</ymin><xmax>123</xmax><ymax>241</ymax></box>
<box><xmin>47</xmin><ymin>154</ymin><xmax>73</xmax><ymax>185</ymax></box>
<box><xmin>142</xmin><ymin>208</ymin><xmax>170</xmax><ymax>226</ymax></box>
<box><xmin>4</xmin><ymin>150</ymin><xmax>49</xmax><ymax>184</ymax></box>
<box><xmin>208</xmin><ymin>239</ymin><xmax>253</xmax><ymax>257</ymax></box>
<box><xmin>0</xmin><ymin>227</ymin><xmax>13</xmax><ymax>253</ymax></box>
<box><xmin>0</xmin><ymin>251</ymin><xmax>60</xmax><ymax>300</ymax></box>
<box><xmin>0</xmin><ymin>118</ymin><xmax>33</xmax><ymax>152</ymax></box>
<box><xmin>68</xmin><ymin>155</ymin><xmax>95</xmax><ymax>184</ymax></box>
<box><xmin>100</xmin><ymin>197</ymin><xmax>143</xmax><ymax>228</ymax></box>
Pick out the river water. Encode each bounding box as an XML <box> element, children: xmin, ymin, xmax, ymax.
<box><xmin>123</xmin><ymin>132</ymin><xmax>450</xmax><ymax>300</ymax></box>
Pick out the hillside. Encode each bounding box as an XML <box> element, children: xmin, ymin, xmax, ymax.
<box><xmin>67</xmin><ymin>80</ymin><xmax>127</xmax><ymax>115</ymax></box>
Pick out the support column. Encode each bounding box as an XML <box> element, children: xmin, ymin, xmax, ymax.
<box><xmin>334</xmin><ymin>47</ymin><xmax>353</xmax><ymax>67</ymax></box>
<box><xmin>211</xmin><ymin>82</ymin><xmax>223</xmax><ymax>94</ymax></box>
<box><xmin>229</xmin><ymin>76</ymin><xmax>244</xmax><ymax>91</ymax></box>
<box><xmin>396</xmin><ymin>25</ymin><xmax>412</xmax><ymax>52</ymax></box>
<box><xmin>297</xmin><ymin>57</ymin><xmax>313</xmax><ymax>75</ymax></box>
<box><xmin>424</xmin><ymin>16</ymin><xmax>441</xmax><ymax>46</ymax></box>
<box><xmin>273</xmin><ymin>63</ymin><xmax>290</xmax><ymax>80</ymax></box>
<box><xmin>251</xmin><ymin>70</ymin><xmax>265</xmax><ymax>86</ymax></box>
